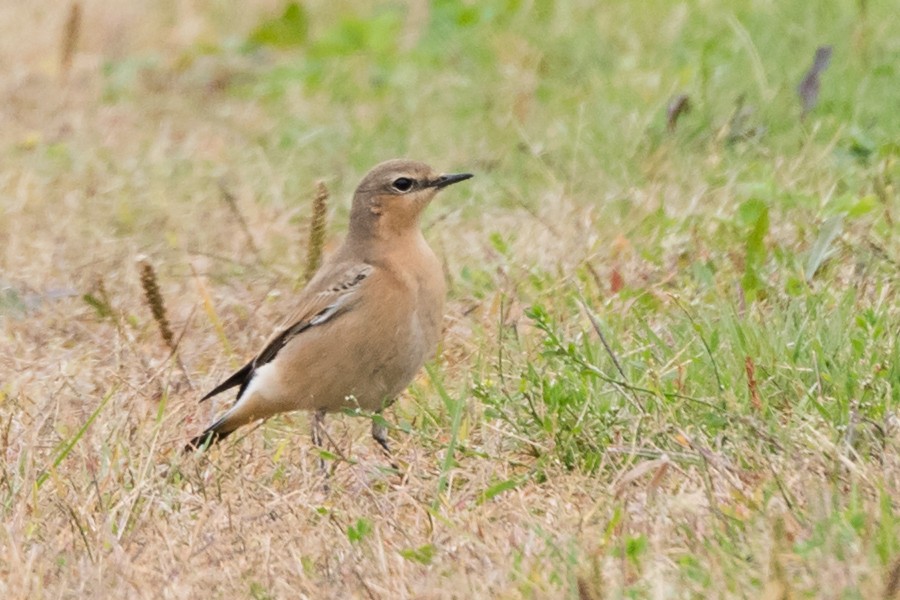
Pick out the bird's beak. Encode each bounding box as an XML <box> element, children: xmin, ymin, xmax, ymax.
<box><xmin>431</xmin><ymin>173</ymin><xmax>474</xmax><ymax>189</ymax></box>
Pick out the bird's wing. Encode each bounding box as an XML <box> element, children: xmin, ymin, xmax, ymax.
<box><xmin>199</xmin><ymin>262</ymin><xmax>375</xmax><ymax>403</ymax></box>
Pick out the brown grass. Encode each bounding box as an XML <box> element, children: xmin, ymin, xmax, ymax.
<box><xmin>0</xmin><ymin>4</ymin><xmax>613</xmax><ymax>597</ymax></box>
<box><xmin>1</xmin><ymin>1</ymin><xmax>898</xmax><ymax>599</ymax></box>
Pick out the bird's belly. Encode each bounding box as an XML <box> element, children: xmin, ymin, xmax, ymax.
<box><xmin>344</xmin><ymin>315</ymin><xmax>430</xmax><ymax>410</ymax></box>
<box><xmin>270</xmin><ymin>308</ymin><xmax>434</xmax><ymax>413</ymax></box>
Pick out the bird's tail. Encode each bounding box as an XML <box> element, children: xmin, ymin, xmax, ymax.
<box><xmin>185</xmin><ymin>385</ymin><xmax>266</xmax><ymax>453</ymax></box>
<box><xmin>183</xmin><ymin>418</ymin><xmax>235</xmax><ymax>453</ymax></box>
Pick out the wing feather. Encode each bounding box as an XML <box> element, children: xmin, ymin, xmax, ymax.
<box><xmin>198</xmin><ymin>262</ymin><xmax>374</xmax><ymax>403</ymax></box>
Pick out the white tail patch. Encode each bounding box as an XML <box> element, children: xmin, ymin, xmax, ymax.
<box><xmin>216</xmin><ymin>362</ymin><xmax>278</xmax><ymax>424</ymax></box>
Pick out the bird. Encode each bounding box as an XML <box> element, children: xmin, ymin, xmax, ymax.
<box><xmin>185</xmin><ymin>159</ymin><xmax>473</xmax><ymax>458</ymax></box>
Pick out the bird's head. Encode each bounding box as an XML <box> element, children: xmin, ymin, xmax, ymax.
<box><xmin>349</xmin><ymin>159</ymin><xmax>472</xmax><ymax>240</ymax></box>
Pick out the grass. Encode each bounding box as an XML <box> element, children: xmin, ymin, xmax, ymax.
<box><xmin>1</xmin><ymin>0</ymin><xmax>898</xmax><ymax>597</ymax></box>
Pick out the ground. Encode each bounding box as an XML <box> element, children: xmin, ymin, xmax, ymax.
<box><xmin>1</xmin><ymin>0</ymin><xmax>899</xmax><ymax>598</ymax></box>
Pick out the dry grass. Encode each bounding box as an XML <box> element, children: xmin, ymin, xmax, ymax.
<box><xmin>2</xmin><ymin>1</ymin><xmax>899</xmax><ymax>598</ymax></box>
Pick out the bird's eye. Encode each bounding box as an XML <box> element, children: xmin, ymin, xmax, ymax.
<box><xmin>392</xmin><ymin>177</ymin><xmax>414</xmax><ymax>192</ymax></box>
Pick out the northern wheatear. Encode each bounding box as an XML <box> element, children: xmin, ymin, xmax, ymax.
<box><xmin>186</xmin><ymin>159</ymin><xmax>472</xmax><ymax>455</ymax></box>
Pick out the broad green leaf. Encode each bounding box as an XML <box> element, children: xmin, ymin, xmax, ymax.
<box><xmin>744</xmin><ymin>202</ymin><xmax>769</xmax><ymax>267</ymax></box>
<box><xmin>347</xmin><ymin>518</ymin><xmax>372</xmax><ymax>543</ymax></box>
<box><xmin>736</xmin><ymin>198</ymin><xmax>768</xmax><ymax>227</ymax></box>
<box><xmin>82</xmin><ymin>293</ymin><xmax>113</xmax><ymax>318</ymax></box>
<box><xmin>248</xmin><ymin>2</ymin><xmax>309</xmax><ymax>48</ymax></box>
<box><xmin>476</xmin><ymin>478</ymin><xmax>522</xmax><ymax>505</ymax></box>
<box><xmin>399</xmin><ymin>544</ymin><xmax>435</xmax><ymax>565</ymax></box>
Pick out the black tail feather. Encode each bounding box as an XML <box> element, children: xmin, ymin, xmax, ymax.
<box><xmin>200</xmin><ymin>360</ymin><xmax>254</xmax><ymax>402</ymax></box>
<box><xmin>183</xmin><ymin>426</ymin><xmax>234</xmax><ymax>453</ymax></box>
<box><xmin>189</xmin><ymin>360</ymin><xmax>254</xmax><ymax>453</ymax></box>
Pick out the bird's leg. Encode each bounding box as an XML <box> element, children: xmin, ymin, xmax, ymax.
<box><xmin>311</xmin><ymin>409</ymin><xmax>328</xmax><ymax>478</ymax></box>
<box><xmin>371</xmin><ymin>418</ymin><xmax>390</xmax><ymax>454</ymax></box>
<box><xmin>371</xmin><ymin>415</ymin><xmax>399</xmax><ymax>471</ymax></box>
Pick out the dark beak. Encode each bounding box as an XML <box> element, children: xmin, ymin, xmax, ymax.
<box><xmin>432</xmin><ymin>173</ymin><xmax>474</xmax><ymax>189</ymax></box>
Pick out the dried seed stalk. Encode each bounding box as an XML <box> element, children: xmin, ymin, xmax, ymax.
<box><xmin>304</xmin><ymin>180</ymin><xmax>329</xmax><ymax>283</ymax></box>
<box><xmin>218</xmin><ymin>179</ymin><xmax>260</xmax><ymax>259</ymax></box>
<box><xmin>139</xmin><ymin>259</ymin><xmax>175</xmax><ymax>351</ymax></box>
<box><xmin>60</xmin><ymin>2</ymin><xmax>81</xmax><ymax>75</ymax></box>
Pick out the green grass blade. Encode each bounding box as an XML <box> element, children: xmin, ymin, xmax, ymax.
<box><xmin>426</xmin><ymin>363</ymin><xmax>465</xmax><ymax>509</ymax></box>
<box><xmin>35</xmin><ymin>386</ymin><xmax>116</xmax><ymax>490</ymax></box>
